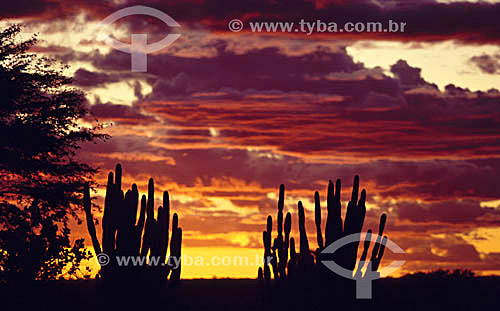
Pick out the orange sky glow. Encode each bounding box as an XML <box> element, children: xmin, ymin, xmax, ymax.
<box><xmin>3</xmin><ymin>0</ymin><xmax>500</xmax><ymax>278</ymax></box>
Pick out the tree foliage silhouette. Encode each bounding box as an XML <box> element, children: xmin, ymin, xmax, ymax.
<box><xmin>0</xmin><ymin>25</ymin><xmax>107</xmax><ymax>282</ymax></box>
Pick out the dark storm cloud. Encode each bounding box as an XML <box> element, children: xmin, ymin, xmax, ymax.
<box><xmin>469</xmin><ymin>54</ymin><xmax>500</xmax><ymax>74</ymax></box>
<box><xmin>85</xmin><ymin>102</ymin><xmax>156</xmax><ymax>125</ymax></box>
<box><xmin>4</xmin><ymin>1</ymin><xmax>500</xmax><ymax>43</ymax></box>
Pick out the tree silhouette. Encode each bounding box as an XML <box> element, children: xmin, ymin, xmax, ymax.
<box><xmin>0</xmin><ymin>25</ymin><xmax>107</xmax><ymax>282</ymax></box>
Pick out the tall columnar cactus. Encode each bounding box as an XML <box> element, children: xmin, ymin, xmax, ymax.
<box><xmin>314</xmin><ymin>176</ymin><xmax>388</xmax><ymax>279</ymax></box>
<box><xmin>258</xmin><ymin>175</ymin><xmax>388</xmax><ymax>284</ymax></box>
<box><xmin>83</xmin><ymin>163</ymin><xmax>182</xmax><ymax>285</ymax></box>
<box><xmin>259</xmin><ymin>185</ymin><xmax>294</xmax><ymax>282</ymax></box>
<box><xmin>314</xmin><ymin>176</ymin><xmax>368</xmax><ymax>271</ymax></box>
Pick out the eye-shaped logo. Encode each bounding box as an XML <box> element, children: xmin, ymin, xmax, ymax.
<box><xmin>97</xmin><ymin>6</ymin><xmax>181</xmax><ymax>72</ymax></box>
<box><xmin>321</xmin><ymin>233</ymin><xmax>405</xmax><ymax>299</ymax></box>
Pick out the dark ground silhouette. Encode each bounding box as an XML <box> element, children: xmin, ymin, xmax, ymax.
<box><xmin>1</xmin><ymin>274</ymin><xmax>499</xmax><ymax>311</ymax></box>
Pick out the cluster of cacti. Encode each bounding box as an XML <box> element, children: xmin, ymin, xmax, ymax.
<box><xmin>258</xmin><ymin>176</ymin><xmax>387</xmax><ymax>283</ymax></box>
<box><xmin>83</xmin><ymin>163</ymin><xmax>182</xmax><ymax>286</ymax></box>
<box><xmin>258</xmin><ymin>185</ymin><xmax>292</xmax><ymax>284</ymax></box>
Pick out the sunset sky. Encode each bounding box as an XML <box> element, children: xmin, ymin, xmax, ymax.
<box><xmin>2</xmin><ymin>0</ymin><xmax>500</xmax><ymax>278</ymax></box>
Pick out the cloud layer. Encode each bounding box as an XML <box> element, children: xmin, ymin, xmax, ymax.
<box><xmin>3</xmin><ymin>0</ymin><xmax>500</xmax><ymax>276</ymax></box>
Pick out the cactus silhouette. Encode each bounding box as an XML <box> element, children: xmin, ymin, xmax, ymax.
<box><xmin>354</xmin><ymin>214</ymin><xmax>388</xmax><ymax>279</ymax></box>
<box><xmin>258</xmin><ymin>185</ymin><xmax>296</xmax><ymax>282</ymax></box>
<box><xmin>83</xmin><ymin>163</ymin><xmax>182</xmax><ymax>286</ymax></box>
<box><xmin>258</xmin><ymin>175</ymin><xmax>388</xmax><ymax>284</ymax></box>
<box><xmin>315</xmin><ymin>175</ymin><xmax>368</xmax><ymax>271</ymax></box>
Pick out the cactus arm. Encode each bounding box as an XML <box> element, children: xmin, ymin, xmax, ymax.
<box><xmin>140</xmin><ymin>178</ymin><xmax>156</xmax><ymax>257</ymax></box>
<box><xmin>325</xmin><ymin>179</ymin><xmax>343</xmax><ymax>246</ymax></box>
<box><xmin>354</xmin><ymin>229</ymin><xmax>372</xmax><ymax>279</ymax></box>
<box><xmin>130</xmin><ymin>184</ymin><xmax>139</xmax><ymax>227</ymax></box>
<box><xmin>287</xmin><ymin>237</ymin><xmax>296</xmax><ymax>277</ymax></box>
<box><xmin>102</xmin><ymin>172</ymin><xmax>114</xmax><ymax>254</ymax></box>
<box><xmin>372</xmin><ymin>236</ymin><xmax>387</xmax><ymax>272</ymax></box>
<box><xmin>83</xmin><ymin>183</ymin><xmax>102</xmax><ymax>256</ymax></box>
<box><xmin>298</xmin><ymin>201</ymin><xmax>309</xmax><ymax>256</ymax></box>
<box><xmin>169</xmin><ymin>214</ymin><xmax>182</xmax><ymax>282</ymax></box>
<box><xmin>314</xmin><ymin>191</ymin><xmax>324</xmax><ymax>251</ymax></box>
<box><xmin>277</xmin><ymin>184</ymin><xmax>284</xmax><ymax>239</ymax></box>
<box><xmin>370</xmin><ymin>214</ymin><xmax>387</xmax><ymax>268</ymax></box>
<box><xmin>161</xmin><ymin>191</ymin><xmax>170</xmax><ymax>263</ymax></box>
